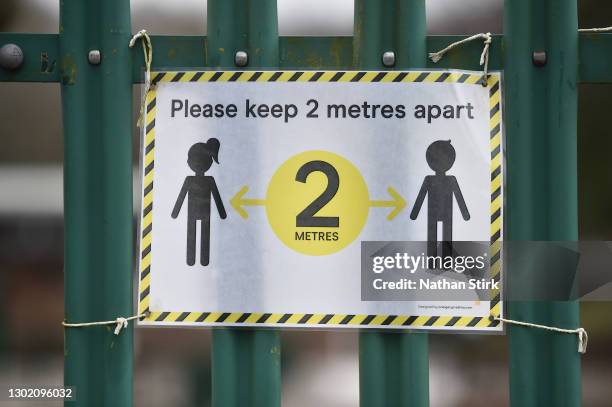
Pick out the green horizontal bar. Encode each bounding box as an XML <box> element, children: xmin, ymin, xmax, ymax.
<box><xmin>136</xmin><ymin>35</ymin><xmax>503</xmax><ymax>79</ymax></box>
<box><xmin>2</xmin><ymin>32</ymin><xmax>610</xmax><ymax>83</ymax></box>
<box><xmin>0</xmin><ymin>33</ymin><xmax>60</xmax><ymax>82</ymax></box>
<box><xmin>279</xmin><ymin>37</ymin><xmax>353</xmax><ymax>70</ymax></box>
<box><xmin>133</xmin><ymin>35</ymin><xmax>207</xmax><ymax>81</ymax></box>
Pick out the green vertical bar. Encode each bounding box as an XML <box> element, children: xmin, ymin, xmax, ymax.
<box><xmin>355</xmin><ymin>1</ymin><xmax>429</xmax><ymax>406</ymax></box>
<box><xmin>505</xmin><ymin>1</ymin><xmax>581</xmax><ymax>406</ymax></box>
<box><xmin>207</xmin><ymin>1</ymin><xmax>281</xmax><ymax>407</ymax></box>
<box><xmin>61</xmin><ymin>1</ymin><xmax>133</xmax><ymax>406</ymax></box>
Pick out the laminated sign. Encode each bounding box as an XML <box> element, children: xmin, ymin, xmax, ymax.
<box><xmin>137</xmin><ymin>70</ymin><xmax>504</xmax><ymax>332</ymax></box>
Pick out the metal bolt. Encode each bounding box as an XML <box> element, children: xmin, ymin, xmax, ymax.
<box><xmin>235</xmin><ymin>50</ymin><xmax>248</xmax><ymax>67</ymax></box>
<box><xmin>382</xmin><ymin>51</ymin><xmax>395</xmax><ymax>67</ymax></box>
<box><xmin>532</xmin><ymin>50</ymin><xmax>547</xmax><ymax>67</ymax></box>
<box><xmin>0</xmin><ymin>43</ymin><xmax>24</xmax><ymax>70</ymax></box>
<box><xmin>88</xmin><ymin>49</ymin><xmax>102</xmax><ymax>65</ymax></box>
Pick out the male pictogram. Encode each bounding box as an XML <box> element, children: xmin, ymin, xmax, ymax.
<box><xmin>172</xmin><ymin>138</ymin><xmax>227</xmax><ymax>266</ymax></box>
<box><xmin>410</xmin><ymin>140</ymin><xmax>470</xmax><ymax>258</ymax></box>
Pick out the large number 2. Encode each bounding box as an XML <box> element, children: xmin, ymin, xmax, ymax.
<box><xmin>295</xmin><ymin>160</ymin><xmax>340</xmax><ymax>227</ymax></box>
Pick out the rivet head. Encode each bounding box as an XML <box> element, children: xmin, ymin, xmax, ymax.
<box><xmin>88</xmin><ymin>49</ymin><xmax>102</xmax><ymax>65</ymax></box>
<box><xmin>532</xmin><ymin>51</ymin><xmax>547</xmax><ymax>67</ymax></box>
<box><xmin>0</xmin><ymin>43</ymin><xmax>24</xmax><ymax>70</ymax></box>
<box><xmin>382</xmin><ymin>51</ymin><xmax>395</xmax><ymax>67</ymax></box>
<box><xmin>235</xmin><ymin>50</ymin><xmax>248</xmax><ymax>67</ymax></box>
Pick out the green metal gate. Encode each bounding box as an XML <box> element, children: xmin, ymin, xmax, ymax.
<box><xmin>1</xmin><ymin>0</ymin><xmax>602</xmax><ymax>405</ymax></box>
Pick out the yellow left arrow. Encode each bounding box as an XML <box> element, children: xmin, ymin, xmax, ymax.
<box><xmin>230</xmin><ymin>185</ymin><xmax>266</xmax><ymax>219</ymax></box>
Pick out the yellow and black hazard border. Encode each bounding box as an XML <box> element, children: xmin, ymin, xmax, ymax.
<box><xmin>137</xmin><ymin>70</ymin><xmax>504</xmax><ymax>331</ymax></box>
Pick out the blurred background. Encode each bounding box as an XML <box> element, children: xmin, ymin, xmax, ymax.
<box><xmin>0</xmin><ymin>0</ymin><xmax>610</xmax><ymax>406</ymax></box>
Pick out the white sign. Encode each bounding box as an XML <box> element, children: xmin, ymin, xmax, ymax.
<box><xmin>137</xmin><ymin>70</ymin><xmax>503</xmax><ymax>331</ymax></box>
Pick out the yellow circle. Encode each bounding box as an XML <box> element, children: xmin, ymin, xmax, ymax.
<box><xmin>266</xmin><ymin>150</ymin><xmax>369</xmax><ymax>256</ymax></box>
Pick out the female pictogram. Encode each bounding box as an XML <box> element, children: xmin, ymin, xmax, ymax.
<box><xmin>171</xmin><ymin>138</ymin><xmax>227</xmax><ymax>266</ymax></box>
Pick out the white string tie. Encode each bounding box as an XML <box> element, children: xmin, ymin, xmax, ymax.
<box><xmin>129</xmin><ymin>29</ymin><xmax>154</xmax><ymax>127</ymax></box>
<box><xmin>579</xmin><ymin>26</ymin><xmax>612</xmax><ymax>32</ymax></box>
<box><xmin>429</xmin><ymin>32</ymin><xmax>492</xmax><ymax>86</ymax></box>
<box><xmin>114</xmin><ymin>317</ymin><xmax>129</xmax><ymax>335</ymax></box>
<box><xmin>62</xmin><ymin>313</ymin><xmax>148</xmax><ymax>336</ymax></box>
<box><xmin>494</xmin><ymin>316</ymin><xmax>588</xmax><ymax>354</ymax></box>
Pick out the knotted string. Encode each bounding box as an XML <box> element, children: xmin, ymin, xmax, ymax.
<box><xmin>129</xmin><ymin>29</ymin><xmax>154</xmax><ymax>128</ymax></box>
<box><xmin>494</xmin><ymin>316</ymin><xmax>588</xmax><ymax>354</ymax></box>
<box><xmin>62</xmin><ymin>313</ymin><xmax>148</xmax><ymax>336</ymax></box>
<box><xmin>429</xmin><ymin>32</ymin><xmax>492</xmax><ymax>86</ymax></box>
